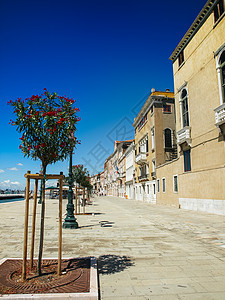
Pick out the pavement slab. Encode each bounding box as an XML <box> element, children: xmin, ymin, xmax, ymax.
<box><xmin>0</xmin><ymin>195</ymin><xmax>225</xmax><ymax>299</ymax></box>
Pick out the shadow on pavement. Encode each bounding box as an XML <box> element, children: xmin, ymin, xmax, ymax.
<box><xmin>79</xmin><ymin>220</ymin><xmax>114</xmax><ymax>229</ymax></box>
<box><xmin>97</xmin><ymin>254</ymin><xmax>134</xmax><ymax>275</ymax></box>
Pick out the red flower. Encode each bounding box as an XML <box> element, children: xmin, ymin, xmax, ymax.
<box><xmin>19</xmin><ymin>145</ymin><xmax>22</xmax><ymax>149</ymax></box>
<box><xmin>35</xmin><ymin>145</ymin><xmax>40</xmax><ymax>149</ymax></box>
<box><xmin>28</xmin><ymin>146</ymin><xmax>31</xmax><ymax>151</ymax></box>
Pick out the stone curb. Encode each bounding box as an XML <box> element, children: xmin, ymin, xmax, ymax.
<box><xmin>0</xmin><ymin>257</ymin><xmax>98</xmax><ymax>300</ymax></box>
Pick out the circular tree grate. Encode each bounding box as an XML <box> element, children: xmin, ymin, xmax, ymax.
<box><xmin>0</xmin><ymin>258</ymin><xmax>90</xmax><ymax>295</ymax></box>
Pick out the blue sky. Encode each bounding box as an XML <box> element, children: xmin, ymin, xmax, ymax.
<box><xmin>0</xmin><ymin>0</ymin><xmax>206</xmax><ymax>190</ymax></box>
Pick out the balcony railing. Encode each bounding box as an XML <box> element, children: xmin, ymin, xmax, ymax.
<box><xmin>138</xmin><ymin>173</ymin><xmax>148</xmax><ymax>181</ymax></box>
<box><xmin>177</xmin><ymin>126</ymin><xmax>191</xmax><ymax>146</ymax></box>
<box><xmin>135</xmin><ymin>152</ymin><xmax>147</xmax><ymax>165</ymax></box>
<box><xmin>214</xmin><ymin>103</ymin><xmax>225</xmax><ymax>126</ymax></box>
<box><xmin>151</xmin><ymin>171</ymin><xmax>156</xmax><ymax>178</ymax></box>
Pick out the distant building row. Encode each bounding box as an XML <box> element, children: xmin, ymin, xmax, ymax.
<box><xmin>91</xmin><ymin>0</ymin><xmax>225</xmax><ymax>215</ymax></box>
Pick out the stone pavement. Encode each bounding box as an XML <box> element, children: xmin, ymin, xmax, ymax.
<box><xmin>1</xmin><ymin>195</ymin><xmax>225</xmax><ymax>299</ymax></box>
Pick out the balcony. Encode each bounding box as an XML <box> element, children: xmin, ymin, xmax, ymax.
<box><xmin>151</xmin><ymin>171</ymin><xmax>156</xmax><ymax>179</ymax></box>
<box><xmin>177</xmin><ymin>126</ymin><xmax>191</xmax><ymax>146</ymax></box>
<box><xmin>214</xmin><ymin>103</ymin><xmax>225</xmax><ymax>127</ymax></box>
<box><xmin>117</xmin><ymin>172</ymin><xmax>125</xmax><ymax>180</ymax></box>
<box><xmin>138</xmin><ymin>173</ymin><xmax>148</xmax><ymax>181</ymax></box>
<box><xmin>135</xmin><ymin>152</ymin><xmax>147</xmax><ymax>165</ymax></box>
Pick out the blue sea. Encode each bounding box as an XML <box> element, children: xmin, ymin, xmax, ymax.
<box><xmin>0</xmin><ymin>198</ymin><xmax>24</xmax><ymax>204</ymax></box>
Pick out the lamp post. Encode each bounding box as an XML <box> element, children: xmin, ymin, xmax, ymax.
<box><xmin>63</xmin><ymin>151</ymin><xmax>78</xmax><ymax>229</ymax></box>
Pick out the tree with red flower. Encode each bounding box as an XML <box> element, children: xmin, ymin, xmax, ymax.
<box><xmin>8</xmin><ymin>88</ymin><xmax>80</xmax><ymax>275</ymax></box>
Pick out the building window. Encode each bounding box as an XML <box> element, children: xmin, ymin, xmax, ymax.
<box><xmin>151</xmin><ymin>127</ymin><xmax>155</xmax><ymax>150</ymax></box>
<box><xmin>184</xmin><ymin>149</ymin><xmax>191</xmax><ymax>172</ymax></box>
<box><xmin>173</xmin><ymin>175</ymin><xmax>178</xmax><ymax>193</ymax></box>
<box><xmin>163</xmin><ymin>104</ymin><xmax>171</xmax><ymax>113</ymax></box>
<box><xmin>157</xmin><ymin>179</ymin><xmax>160</xmax><ymax>192</ymax></box>
<box><xmin>151</xmin><ymin>106</ymin><xmax>154</xmax><ymax>114</ymax></box>
<box><xmin>219</xmin><ymin>51</ymin><xmax>225</xmax><ymax>103</ymax></box>
<box><xmin>147</xmin><ymin>185</ymin><xmax>149</xmax><ymax>194</ymax></box>
<box><xmin>139</xmin><ymin>186</ymin><xmax>141</xmax><ymax>194</ymax></box>
<box><xmin>164</xmin><ymin>128</ymin><xmax>172</xmax><ymax>148</ymax></box>
<box><xmin>214</xmin><ymin>0</ymin><xmax>225</xmax><ymax>23</ymax></box>
<box><xmin>138</xmin><ymin>114</ymin><xmax>147</xmax><ymax>131</ymax></box>
<box><xmin>152</xmin><ymin>160</ymin><xmax>156</xmax><ymax>173</ymax></box>
<box><xmin>162</xmin><ymin>178</ymin><xmax>166</xmax><ymax>193</ymax></box>
<box><xmin>146</xmin><ymin>164</ymin><xmax>149</xmax><ymax>175</ymax></box>
<box><xmin>181</xmin><ymin>89</ymin><xmax>189</xmax><ymax>127</ymax></box>
<box><xmin>153</xmin><ymin>183</ymin><xmax>156</xmax><ymax>194</ymax></box>
<box><xmin>178</xmin><ymin>50</ymin><xmax>184</xmax><ymax>66</ymax></box>
<box><xmin>146</xmin><ymin>139</ymin><xmax>149</xmax><ymax>153</ymax></box>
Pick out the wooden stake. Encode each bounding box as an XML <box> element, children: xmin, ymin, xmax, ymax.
<box><xmin>22</xmin><ymin>171</ymin><xmax>30</xmax><ymax>281</ymax></box>
<box><xmin>78</xmin><ymin>188</ymin><xmax>80</xmax><ymax>214</ymax></box>
<box><xmin>83</xmin><ymin>187</ymin><xmax>85</xmax><ymax>215</ymax></box>
<box><xmin>30</xmin><ymin>178</ymin><xmax>38</xmax><ymax>269</ymax></box>
<box><xmin>58</xmin><ymin>173</ymin><xmax>63</xmax><ymax>276</ymax></box>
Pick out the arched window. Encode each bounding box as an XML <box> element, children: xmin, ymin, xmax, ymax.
<box><xmin>219</xmin><ymin>50</ymin><xmax>225</xmax><ymax>103</ymax></box>
<box><xmin>164</xmin><ymin>128</ymin><xmax>172</xmax><ymax>148</ymax></box>
<box><xmin>181</xmin><ymin>89</ymin><xmax>189</xmax><ymax>127</ymax></box>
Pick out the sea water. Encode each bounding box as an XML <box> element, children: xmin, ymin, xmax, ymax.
<box><xmin>0</xmin><ymin>198</ymin><xmax>24</xmax><ymax>204</ymax></box>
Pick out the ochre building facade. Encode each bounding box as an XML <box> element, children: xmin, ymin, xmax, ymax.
<box><xmin>156</xmin><ymin>0</ymin><xmax>225</xmax><ymax>214</ymax></box>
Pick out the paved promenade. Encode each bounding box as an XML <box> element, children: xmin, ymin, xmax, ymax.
<box><xmin>1</xmin><ymin>196</ymin><xmax>225</xmax><ymax>299</ymax></box>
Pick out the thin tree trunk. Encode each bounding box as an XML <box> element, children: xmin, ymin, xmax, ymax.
<box><xmin>37</xmin><ymin>164</ymin><xmax>47</xmax><ymax>275</ymax></box>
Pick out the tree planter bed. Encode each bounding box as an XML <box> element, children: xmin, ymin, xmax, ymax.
<box><xmin>0</xmin><ymin>257</ymin><xmax>98</xmax><ymax>299</ymax></box>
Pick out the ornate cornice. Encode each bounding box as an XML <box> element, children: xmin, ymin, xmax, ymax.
<box><xmin>170</xmin><ymin>0</ymin><xmax>217</xmax><ymax>62</ymax></box>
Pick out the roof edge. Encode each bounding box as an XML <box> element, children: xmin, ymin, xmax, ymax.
<box><xmin>170</xmin><ymin>0</ymin><xmax>216</xmax><ymax>62</ymax></box>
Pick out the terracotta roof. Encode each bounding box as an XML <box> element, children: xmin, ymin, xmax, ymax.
<box><xmin>115</xmin><ymin>139</ymin><xmax>135</xmax><ymax>144</ymax></box>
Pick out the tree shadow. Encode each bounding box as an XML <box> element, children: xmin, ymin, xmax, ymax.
<box><xmin>97</xmin><ymin>254</ymin><xmax>134</xmax><ymax>275</ymax></box>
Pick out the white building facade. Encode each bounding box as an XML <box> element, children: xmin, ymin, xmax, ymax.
<box><xmin>125</xmin><ymin>142</ymin><xmax>135</xmax><ymax>199</ymax></box>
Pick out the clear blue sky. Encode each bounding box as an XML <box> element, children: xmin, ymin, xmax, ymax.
<box><xmin>0</xmin><ymin>0</ymin><xmax>206</xmax><ymax>190</ymax></box>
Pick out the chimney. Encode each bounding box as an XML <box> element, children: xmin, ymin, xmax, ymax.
<box><xmin>166</xmin><ymin>89</ymin><xmax>170</xmax><ymax>92</ymax></box>
<box><xmin>151</xmin><ymin>88</ymin><xmax>155</xmax><ymax>93</ymax></box>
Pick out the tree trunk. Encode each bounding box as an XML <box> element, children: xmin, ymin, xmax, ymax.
<box><xmin>37</xmin><ymin>164</ymin><xmax>47</xmax><ymax>275</ymax></box>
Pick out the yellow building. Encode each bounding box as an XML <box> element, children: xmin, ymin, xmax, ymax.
<box><xmin>156</xmin><ymin>0</ymin><xmax>225</xmax><ymax>214</ymax></box>
<box><xmin>133</xmin><ymin>89</ymin><xmax>176</xmax><ymax>203</ymax></box>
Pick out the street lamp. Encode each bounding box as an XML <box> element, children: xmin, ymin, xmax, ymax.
<box><xmin>63</xmin><ymin>149</ymin><xmax>78</xmax><ymax>229</ymax></box>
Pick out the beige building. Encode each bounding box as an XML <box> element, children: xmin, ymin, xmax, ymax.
<box><xmin>133</xmin><ymin>89</ymin><xmax>176</xmax><ymax>203</ymax></box>
<box><xmin>156</xmin><ymin>0</ymin><xmax>225</xmax><ymax>215</ymax></box>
